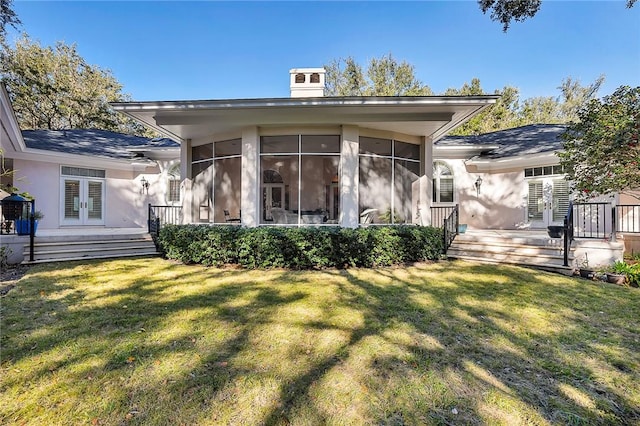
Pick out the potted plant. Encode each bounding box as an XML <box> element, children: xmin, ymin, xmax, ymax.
<box><xmin>547</xmin><ymin>225</ymin><xmax>564</xmax><ymax>238</ymax></box>
<box><xmin>15</xmin><ymin>210</ymin><xmax>43</xmax><ymax>235</ymax></box>
<box><xmin>577</xmin><ymin>254</ymin><xmax>595</xmax><ymax>279</ymax></box>
<box><xmin>602</xmin><ymin>260</ymin><xmax>628</xmax><ymax>285</ymax></box>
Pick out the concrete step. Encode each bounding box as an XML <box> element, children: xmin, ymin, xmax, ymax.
<box><xmin>448</xmin><ymin>247</ymin><xmax>569</xmax><ymax>265</ymax></box>
<box><xmin>455</xmin><ymin>233</ymin><xmax>564</xmax><ymax>248</ymax></box>
<box><xmin>448</xmin><ymin>232</ymin><xmax>573</xmax><ymax>274</ymax></box>
<box><xmin>448</xmin><ymin>255</ymin><xmax>575</xmax><ymax>276</ymax></box>
<box><xmin>24</xmin><ymin>251</ymin><xmax>159</xmax><ymax>265</ymax></box>
<box><xmin>450</xmin><ymin>241</ymin><xmax>565</xmax><ymax>256</ymax></box>
<box><xmin>22</xmin><ymin>232</ymin><xmax>159</xmax><ymax>263</ymax></box>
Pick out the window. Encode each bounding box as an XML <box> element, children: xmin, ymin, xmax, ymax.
<box><xmin>190</xmin><ymin>139</ymin><xmax>242</xmax><ymax>223</ymax></box>
<box><xmin>433</xmin><ymin>162</ymin><xmax>454</xmax><ymax>203</ymax></box>
<box><xmin>524</xmin><ymin>165</ymin><xmax>565</xmax><ymax>177</ymax></box>
<box><xmin>61</xmin><ymin>166</ymin><xmax>105</xmax><ymax>178</ymax></box>
<box><xmin>260</xmin><ymin>135</ymin><xmax>340</xmax><ymax>225</ymax></box>
<box><xmin>167</xmin><ymin>163</ymin><xmax>180</xmax><ymax>203</ymax></box>
<box><xmin>358</xmin><ymin>137</ymin><xmax>421</xmax><ymax>224</ymax></box>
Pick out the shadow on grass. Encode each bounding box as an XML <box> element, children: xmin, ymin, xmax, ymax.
<box><xmin>1</xmin><ymin>258</ymin><xmax>639</xmax><ymax>425</ymax></box>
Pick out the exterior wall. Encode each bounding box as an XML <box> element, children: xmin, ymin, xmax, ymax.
<box><xmin>437</xmin><ymin>159</ymin><xmax>527</xmax><ymax>230</ymax></box>
<box><xmin>12</xmin><ymin>158</ymin><xmax>163</xmax><ymax>229</ymax></box>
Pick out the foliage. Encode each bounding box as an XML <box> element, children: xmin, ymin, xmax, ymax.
<box><xmin>0</xmin><ymin>35</ymin><xmax>151</xmax><ymax>135</ymax></box>
<box><xmin>157</xmin><ymin>225</ymin><xmax>444</xmax><ymax>269</ymax></box>
<box><xmin>559</xmin><ymin>85</ymin><xmax>640</xmax><ymax>201</ymax></box>
<box><xmin>2</xmin><ymin>258</ymin><xmax>639</xmax><ymax>424</ymax></box>
<box><xmin>448</xmin><ymin>76</ymin><xmax>604</xmax><ymax>136</ymax></box>
<box><xmin>478</xmin><ymin>0</ymin><xmax>636</xmax><ymax>31</ymax></box>
<box><xmin>0</xmin><ymin>0</ymin><xmax>20</xmax><ymax>42</ymax></box>
<box><xmin>324</xmin><ymin>54</ymin><xmax>432</xmax><ymax>97</ymax></box>
<box><xmin>478</xmin><ymin>0</ymin><xmax>541</xmax><ymax>31</ymax></box>
<box><xmin>0</xmin><ymin>245</ymin><xmax>10</xmax><ymax>270</ymax></box>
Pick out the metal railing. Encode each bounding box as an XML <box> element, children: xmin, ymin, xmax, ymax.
<box><xmin>148</xmin><ymin>204</ymin><xmax>183</xmax><ymax>239</ymax></box>
<box><xmin>431</xmin><ymin>205</ymin><xmax>457</xmax><ymax>229</ymax></box>
<box><xmin>616</xmin><ymin>204</ymin><xmax>640</xmax><ymax>233</ymax></box>
<box><xmin>563</xmin><ymin>201</ymin><xmax>574</xmax><ymax>267</ymax></box>
<box><xmin>442</xmin><ymin>204</ymin><xmax>459</xmax><ymax>254</ymax></box>
<box><xmin>572</xmin><ymin>202</ymin><xmax>613</xmax><ymax>239</ymax></box>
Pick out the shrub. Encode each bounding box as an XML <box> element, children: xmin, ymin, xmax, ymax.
<box><xmin>157</xmin><ymin>225</ymin><xmax>443</xmax><ymax>269</ymax></box>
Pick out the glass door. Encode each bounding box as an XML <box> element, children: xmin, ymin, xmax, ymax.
<box><xmin>262</xmin><ymin>184</ymin><xmax>285</xmax><ymax>221</ymax></box>
<box><xmin>60</xmin><ymin>178</ymin><xmax>105</xmax><ymax>226</ymax></box>
<box><xmin>527</xmin><ymin>179</ymin><xmax>570</xmax><ymax>228</ymax></box>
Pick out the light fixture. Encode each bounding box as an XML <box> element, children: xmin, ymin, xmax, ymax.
<box><xmin>474</xmin><ymin>176</ymin><xmax>483</xmax><ymax>196</ymax></box>
<box><xmin>140</xmin><ymin>176</ymin><xmax>150</xmax><ymax>194</ymax></box>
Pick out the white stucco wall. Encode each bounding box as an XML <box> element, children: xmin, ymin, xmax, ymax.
<box><xmin>435</xmin><ymin>159</ymin><xmax>528</xmax><ymax>230</ymax></box>
<box><xmin>12</xmin><ymin>158</ymin><xmax>162</xmax><ymax>229</ymax></box>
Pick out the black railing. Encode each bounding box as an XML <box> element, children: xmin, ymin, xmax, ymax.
<box><xmin>572</xmin><ymin>202</ymin><xmax>612</xmax><ymax>239</ymax></box>
<box><xmin>442</xmin><ymin>204</ymin><xmax>459</xmax><ymax>254</ymax></box>
<box><xmin>431</xmin><ymin>205</ymin><xmax>456</xmax><ymax>229</ymax></box>
<box><xmin>148</xmin><ymin>204</ymin><xmax>183</xmax><ymax>239</ymax></box>
<box><xmin>563</xmin><ymin>201</ymin><xmax>574</xmax><ymax>267</ymax></box>
<box><xmin>616</xmin><ymin>204</ymin><xmax>640</xmax><ymax>233</ymax></box>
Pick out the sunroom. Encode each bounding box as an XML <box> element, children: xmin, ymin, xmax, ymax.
<box><xmin>111</xmin><ymin>68</ymin><xmax>499</xmax><ymax>228</ymax></box>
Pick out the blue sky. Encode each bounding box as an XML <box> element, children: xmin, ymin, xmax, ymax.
<box><xmin>7</xmin><ymin>1</ymin><xmax>640</xmax><ymax>102</ymax></box>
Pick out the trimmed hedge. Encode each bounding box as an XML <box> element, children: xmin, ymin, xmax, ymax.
<box><xmin>157</xmin><ymin>225</ymin><xmax>443</xmax><ymax>269</ymax></box>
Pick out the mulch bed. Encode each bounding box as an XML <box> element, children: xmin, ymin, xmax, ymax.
<box><xmin>0</xmin><ymin>265</ymin><xmax>29</xmax><ymax>296</ymax></box>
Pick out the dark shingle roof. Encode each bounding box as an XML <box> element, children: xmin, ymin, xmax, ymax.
<box><xmin>21</xmin><ymin>129</ymin><xmax>179</xmax><ymax>161</ymax></box>
<box><xmin>437</xmin><ymin>124</ymin><xmax>567</xmax><ymax>159</ymax></box>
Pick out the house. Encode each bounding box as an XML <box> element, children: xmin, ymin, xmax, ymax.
<box><xmin>2</xmin><ymin>69</ymin><xmax>635</xmax><ymax>266</ymax></box>
<box><xmin>112</xmin><ymin>68</ymin><xmax>504</xmax><ymax>229</ymax></box>
<box><xmin>1</xmin><ymin>84</ymin><xmax>181</xmax><ymax>263</ymax></box>
<box><xmin>1</xmin><ymin>84</ymin><xmax>180</xmax><ymax>232</ymax></box>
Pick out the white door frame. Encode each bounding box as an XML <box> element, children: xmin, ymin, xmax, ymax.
<box><xmin>262</xmin><ymin>183</ymin><xmax>285</xmax><ymax>221</ymax></box>
<box><xmin>60</xmin><ymin>177</ymin><xmax>105</xmax><ymax>226</ymax></box>
<box><xmin>527</xmin><ymin>177</ymin><xmax>569</xmax><ymax>228</ymax></box>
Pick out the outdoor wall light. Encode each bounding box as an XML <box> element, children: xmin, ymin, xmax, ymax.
<box><xmin>140</xmin><ymin>176</ymin><xmax>150</xmax><ymax>194</ymax></box>
<box><xmin>474</xmin><ymin>176</ymin><xmax>483</xmax><ymax>196</ymax></box>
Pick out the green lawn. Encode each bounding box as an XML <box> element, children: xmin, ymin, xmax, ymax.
<box><xmin>1</xmin><ymin>258</ymin><xmax>639</xmax><ymax>425</ymax></box>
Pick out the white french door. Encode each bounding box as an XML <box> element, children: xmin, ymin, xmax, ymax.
<box><xmin>61</xmin><ymin>178</ymin><xmax>105</xmax><ymax>226</ymax></box>
<box><xmin>262</xmin><ymin>184</ymin><xmax>285</xmax><ymax>221</ymax></box>
<box><xmin>527</xmin><ymin>178</ymin><xmax>570</xmax><ymax>228</ymax></box>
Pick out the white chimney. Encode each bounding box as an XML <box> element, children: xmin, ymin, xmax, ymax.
<box><xmin>289</xmin><ymin>68</ymin><xmax>325</xmax><ymax>98</ymax></box>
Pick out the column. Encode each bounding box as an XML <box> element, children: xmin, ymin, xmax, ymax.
<box><xmin>420</xmin><ymin>136</ymin><xmax>434</xmax><ymax>226</ymax></box>
<box><xmin>241</xmin><ymin>126</ymin><xmax>260</xmax><ymax>227</ymax></box>
<box><xmin>180</xmin><ymin>138</ymin><xmax>192</xmax><ymax>224</ymax></box>
<box><xmin>340</xmin><ymin>125</ymin><xmax>359</xmax><ymax>228</ymax></box>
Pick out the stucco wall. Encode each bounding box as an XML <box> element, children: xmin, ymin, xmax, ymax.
<box><xmin>437</xmin><ymin>159</ymin><xmax>528</xmax><ymax>230</ymax></box>
<box><xmin>12</xmin><ymin>158</ymin><xmax>162</xmax><ymax>229</ymax></box>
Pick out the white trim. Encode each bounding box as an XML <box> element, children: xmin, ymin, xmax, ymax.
<box><xmin>8</xmin><ymin>147</ymin><xmax>154</xmax><ymax>171</ymax></box>
<box><xmin>0</xmin><ymin>85</ymin><xmax>27</xmax><ymax>152</ymax></box>
<box><xmin>466</xmin><ymin>151</ymin><xmax>560</xmax><ymax>171</ymax></box>
<box><xmin>111</xmin><ymin>95</ymin><xmax>500</xmax><ymax>111</ymax></box>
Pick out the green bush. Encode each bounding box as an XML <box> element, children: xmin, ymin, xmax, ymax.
<box><xmin>157</xmin><ymin>225</ymin><xmax>443</xmax><ymax>269</ymax></box>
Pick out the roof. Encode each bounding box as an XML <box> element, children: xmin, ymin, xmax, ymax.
<box><xmin>437</xmin><ymin>124</ymin><xmax>567</xmax><ymax>159</ymax></box>
<box><xmin>111</xmin><ymin>95</ymin><xmax>500</xmax><ymax>142</ymax></box>
<box><xmin>21</xmin><ymin>129</ymin><xmax>179</xmax><ymax>161</ymax></box>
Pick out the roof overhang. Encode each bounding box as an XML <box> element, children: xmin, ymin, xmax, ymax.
<box><xmin>111</xmin><ymin>96</ymin><xmax>499</xmax><ymax>142</ymax></box>
<box><xmin>7</xmin><ymin>147</ymin><xmax>155</xmax><ymax>171</ymax></box>
<box><xmin>0</xmin><ymin>84</ymin><xmax>27</xmax><ymax>153</ymax></box>
<box><xmin>466</xmin><ymin>151</ymin><xmax>561</xmax><ymax>172</ymax></box>
<box><xmin>434</xmin><ymin>144</ymin><xmax>500</xmax><ymax>159</ymax></box>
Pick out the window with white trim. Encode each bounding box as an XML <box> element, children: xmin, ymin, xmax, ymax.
<box><xmin>167</xmin><ymin>163</ymin><xmax>180</xmax><ymax>203</ymax></box>
<box><xmin>432</xmin><ymin>161</ymin><xmax>454</xmax><ymax>203</ymax></box>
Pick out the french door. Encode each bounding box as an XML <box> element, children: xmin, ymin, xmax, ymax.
<box><xmin>527</xmin><ymin>178</ymin><xmax>570</xmax><ymax>228</ymax></box>
<box><xmin>61</xmin><ymin>178</ymin><xmax>105</xmax><ymax>226</ymax></box>
<box><xmin>262</xmin><ymin>184</ymin><xmax>285</xmax><ymax>221</ymax></box>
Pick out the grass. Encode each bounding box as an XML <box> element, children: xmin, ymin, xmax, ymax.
<box><xmin>1</xmin><ymin>258</ymin><xmax>639</xmax><ymax>425</ymax></box>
